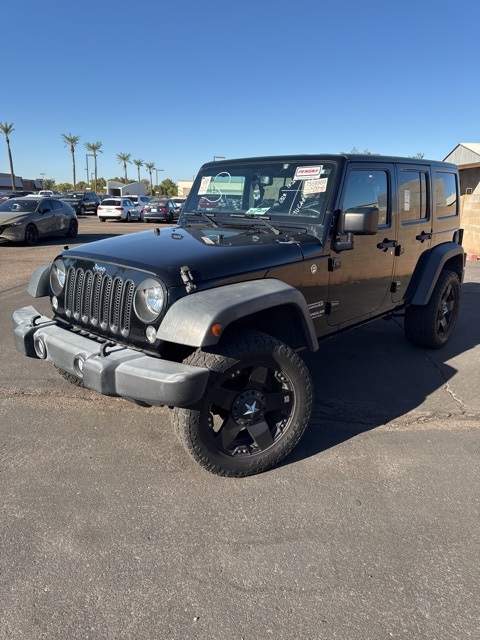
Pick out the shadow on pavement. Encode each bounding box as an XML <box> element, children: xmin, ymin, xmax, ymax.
<box><xmin>286</xmin><ymin>280</ymin><xmax>480</xmax><ymax>466</ymax></box>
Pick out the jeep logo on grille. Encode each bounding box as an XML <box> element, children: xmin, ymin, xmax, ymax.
<box><xmin>93</xmin><ymin>264</ymin><xmax>107</xmax><ymax>274</ymax></box>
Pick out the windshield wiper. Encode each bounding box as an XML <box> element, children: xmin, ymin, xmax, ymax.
<box><xmin>185</xmin><ymin>211</ymin><xmax>219</xmax><ymax>228</ymax></box>
<box><xmin>229</xmin><ymin>213</ymin><xmax>281</xmax><ymax>235</ymax></box>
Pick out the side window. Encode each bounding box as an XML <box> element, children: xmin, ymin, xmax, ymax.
<box><xmin>51</xmin><ymin>199</ymin><xmax>63</xmax><ymax>210</ymax></box>
<box><xmin>342</xmin><ymin>169</ymin><xmax>389</xmax><ymax>225</ymax></box>
<box><xmin>398</xmin><ymin>170</ymin><xmax>428</xmax><ymax>222</ymax></box>
<box><xmin>435</xmin><ymin>172</ymin><xmax>458</xmax><ymax>218</ymax></box>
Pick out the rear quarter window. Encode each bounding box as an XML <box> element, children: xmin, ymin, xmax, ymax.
<box><xmin>435</xmin><ymin>172</ymin><xmax>458</xmax><ymax>218</ymax></box>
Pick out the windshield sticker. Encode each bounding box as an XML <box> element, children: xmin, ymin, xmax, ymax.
<box><xmin>199</xmin><ymin>176</ymin><xmax>212</xmax><ymax>195</ymax></box>
<box><xmin>294</xmin><ymin>165</ymin><xmax>323</xmax><ymax>181</ymax></box>
<box><xmin>246</xmin><ymin>207</ymin><xmax>271</xmax><ymax>215</ymax></box>
<box><xmin>304</xmin><ymin>177</ymin><xmax>328</xmax><ymax>195</ymax></box>
<box><xmin>292</xmin><ymin>196</ymin><xmax>307</xmax><ymax>215</ymax></box>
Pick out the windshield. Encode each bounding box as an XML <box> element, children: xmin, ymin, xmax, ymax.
<box><xmin>63</xmin><ymin>192</ymin><xmax>83</xmax><ymax>200</ymax></box>
<box><xmin>0</xmin><ymin>198</ymin><xmax>40</xmax><ymax>212</ymax></box>
<box><xmin>185</xmin><ymin>160</ymin><xmax>335</xmax><ymax>223</ymax></box>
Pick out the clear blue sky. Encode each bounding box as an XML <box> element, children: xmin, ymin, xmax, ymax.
<box><xmin>2</xmin><ymin>0</ymin><xmax>479</xmax><ymax>186</ymax></box>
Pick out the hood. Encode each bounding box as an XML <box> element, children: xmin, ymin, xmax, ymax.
<box><xmin>61</xmin><ymin>225</ymin><xmax>310</xmax><ymax>287</ymax></box>
<box><xmin>0</xmin><ymin>212</ymin><xmax>28</xmax><ymax>224</ymax></box>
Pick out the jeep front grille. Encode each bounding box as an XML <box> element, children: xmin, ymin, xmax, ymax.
<box><xmin>64</xmin><ymin>267</ymin><xmax>135</xmax><ymax>336</ymax></box>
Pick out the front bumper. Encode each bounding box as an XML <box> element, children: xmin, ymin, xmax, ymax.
<box><xmin>13</xmin><ymin>305</ymin><xmax>210</xmax><ymax>408</ymax></box>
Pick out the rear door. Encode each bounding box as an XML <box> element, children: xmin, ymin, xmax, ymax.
<box><xmin>391</xmin><ymin>164</ymin><xmax>432</xmax><ymax>303</ymax></box>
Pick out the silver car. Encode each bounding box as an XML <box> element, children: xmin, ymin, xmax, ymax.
<box><xmin>0</xmin><ymin>197</ymin><xmax>78</xmax><ymax>246</ymax></box>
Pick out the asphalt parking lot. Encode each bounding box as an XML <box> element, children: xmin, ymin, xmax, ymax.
<box><xmin>1</xmin><ymin>216</ymin><xmax>479</xmax><ymax>640</ymax></box>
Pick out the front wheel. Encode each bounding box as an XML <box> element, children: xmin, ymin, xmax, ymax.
<box><xmin>66</xmin><ymin>218</ymin><xmax>78</xmax><ymax>237</ymax></box>
<box><xmin>79</xmin><ymin>205</ymin><xmax>85</xmax><ymax>215</ymax></box>
<box><xmin>24</xmin><ymin>223</ymin><xmax>39</xmax><ymax>246</ymax></box>
<box><xmin>172</xmin><ymin>329</ymin><xmax>313</xmax><ymax>477</ymax></box>
<box><xmin>404</xmin><ymin>270</ymin><xmax>461</xmax><ymax>349</ymax></box>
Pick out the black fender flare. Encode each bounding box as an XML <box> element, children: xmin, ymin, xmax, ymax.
<box><xmin>157</xmin><ymin>279</ymin><xmax>318</xmax><ymax>351</ymax></box>
<box><xmin>410</xmin><ymin>243</ymin><xmax>465</xmax><ymax>306</ymax></box>
<box><xmin>27</xmin><ymin>264</ymin><xmax>51</xmax><ymax>298</ymax></box>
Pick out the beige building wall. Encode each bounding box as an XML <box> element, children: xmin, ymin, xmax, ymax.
<box><xmin>461</xmin><ymin>194</ymin><xmax>480</xmax><ymax>258</ymax></box>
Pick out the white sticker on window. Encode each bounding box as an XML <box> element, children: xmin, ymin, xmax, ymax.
<box><xmin>294</xmin><ymin>165</ymin><xmax>323</xmax><ymax>181</ymax></box>
<box><xmin>404</xmin><ymin>189</ymin><xmax>410</xmax><ymax>211</ymax></box>
<box><xmin>304</xmin><ymin>178</ymin><xmax>328</xmax><ymax>195</ymax></box>
<box><xmin>199</xmin><ymin>176</ymin><xmax>212</xmax><ymax>195</ymax></box>
<box><xmin>246</xmin><ymin>207</ymin><xmax>270</xmax><ymax>215</ymax></box>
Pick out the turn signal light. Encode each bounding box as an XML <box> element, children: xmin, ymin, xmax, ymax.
<box><xmin>211</xmin><ymin>322</ymin><xmax>222</xmax><ymax>337</ymax></box>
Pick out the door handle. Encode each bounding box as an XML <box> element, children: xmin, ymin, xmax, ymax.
<box><xmin>377</xmin><ymin>238</ymin><xmax>398</xmax><ymax>251</ymax></box>
<box><xmin>416</xmin><ymin>231</ymin><xmax>432</xmax><ymax>243</ymax></box>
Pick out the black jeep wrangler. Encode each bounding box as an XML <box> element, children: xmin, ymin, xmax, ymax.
<box><xmin>13</xmin><ymin>155</ymin><xmax>465</xmax><ymax>476</ymax></box>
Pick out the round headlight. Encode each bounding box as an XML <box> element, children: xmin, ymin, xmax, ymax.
<box><xmin>134</xmin><ymin>278</ymin><xmax>165</xmax><ymax>323</ymax></box>
<box><xmin>144</xmin><ymin>285</ymin><xmax>164</xmax><ymax>315</ymax></box>
<box><xmin>50</xmin><ymin>259</ymin><xmax>66</xmax><ymax>295</ymax></box>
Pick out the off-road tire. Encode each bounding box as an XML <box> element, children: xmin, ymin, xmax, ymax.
<box><xmin>172</xmin><ymin>329</ymin><xmax>313</xmax><ymax>477</ymax></box>
<box><xmin>404</xmin><ymin>269</ymin><xmax>460</xmax><ymax>349</ymax></box>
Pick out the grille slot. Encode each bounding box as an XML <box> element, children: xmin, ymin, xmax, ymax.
<box><xmin>64</xmin><ymin>267</ymin><xmax>135</xmax><ymax>336</ymax></box>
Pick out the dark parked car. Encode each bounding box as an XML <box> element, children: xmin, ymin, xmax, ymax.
<box><xmin>13</xmin><ymin>154</ymin><xmax>465</xmax><ymax>476</ymax></box>
<box><xmin>142</xmin><ymin>197</ymin><xmax>180</xmax><ymax>223</ymax></box>
<box><xmin>0</xmin><ymin>196</ymin><xmax>77</xmax><ymax>245</ymax></box>
<box><xmin>61</xmin><ymin>191</ymin><xmax>100</xmax><ymax>215</ymax></box>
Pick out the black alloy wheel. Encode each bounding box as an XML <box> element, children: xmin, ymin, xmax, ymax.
<box><xmin>404</xmin><ymin>270</ymin><xmax>461</xmax><ymax>349</ymax></box>
<box><xmin>172</xmin><ymin>329</ymin><xmax>313</xmax><ymax>477</ymax></box>
<box><xmin>24</xmin><ymin>223</ymin><xmax>39</xmax><ymax>246</ymax></box>
<box><xmin>66</xmin><ymin>218</ymin><xmax>78</xmax><ymax>237</ymax></box>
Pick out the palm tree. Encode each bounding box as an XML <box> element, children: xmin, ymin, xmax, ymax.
<box><xmin>144</xmin><ymin>162</ymin><xmax>155</xmax><ymax>196</ymax></box>
<box><xmin>84</xmin><ymin>141</ymin><xmax>102</xmax><ymax>193</ymax></box>
<box><xmin>116</xmin><ymin>152</ymin><xmax>132</xmax><ymax>184</ymax></box>
<box><xmin>0</xmin><ymin>122</ymin><xmax>16</xmax><ymax>191</ymax></box>
<box><xmin>61</xmin><ymin>133</ymin><xmax>81</xmax><ymax>189</ymax></box>
<box><xmin>133</xmin><ymin>159</ymin><xmax>144</xmax><ymax>183</ymax></box>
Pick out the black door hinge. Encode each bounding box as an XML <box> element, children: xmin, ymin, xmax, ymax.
<box><xmin>328</xmin><ymin>257</ymin><xmax>342</xmax><ymax>272</ymax></box>
<box><xmin>325</xmin><ymin>301</ymin><xmax>339</xmax><ymax>315</ymax></box>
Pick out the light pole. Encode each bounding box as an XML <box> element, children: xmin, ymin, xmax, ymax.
<box><xmin>86</xmin><ymin>154</ymin><xmax>94</xmax><ymax>186</ymax></box>
<box><xmin>213</xmin><ymin>155</ymin><xmax>225</xmax><ymax>161</ymax></box>
<box><xmin>154</xmin><ymin>168</ymin><xmax>164</xmax><ymax>191</ymax></box>
<box><xmin>40</xmin><ymin>173</ymin><xmax>46</xmax><ymax>189</ymax></box>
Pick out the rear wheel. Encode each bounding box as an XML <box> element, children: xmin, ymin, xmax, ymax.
<box><xmin>99</xmin><ymin>217</ymin><xmax>106</xmax><ymax>222</ymax></box>
<box><xmin>24</xmin><ymin>224</ymin><xmax>38</xmax><ymax>246</ymax></box>
<box><xmin>404</xmin><ymin>270</ymin><xmax>461</xmax><ymax>349</ymax></box>
<box><xmin>126</xmin><ymin>212</ymin><xmax>131</xmax><ymax>222</ymax></box>
<box><xmin>172</xmin><ymin>329</ymin><xmax>313</xmax><ymax>477</ymax></box>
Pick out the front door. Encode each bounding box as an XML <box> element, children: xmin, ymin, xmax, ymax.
<box><xmin>327</xmin><ymin>165</ymin><xmax>395</xmax><ymax>327</ymax></box>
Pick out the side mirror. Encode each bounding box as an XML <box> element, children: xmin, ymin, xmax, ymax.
<box><xmin>39</xmin><ymin>206</ymin><xmax>51</xmax><ymax>214</ymax></box>
<box><xmin>342</xmin><ymin>206</ymin><xmax>379</xmax><ymax>235</ymax></box>
<box><xmin>333</xmin><ymin>206</ymin><xmax>379</xmax><ymax>252</ymax></box>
